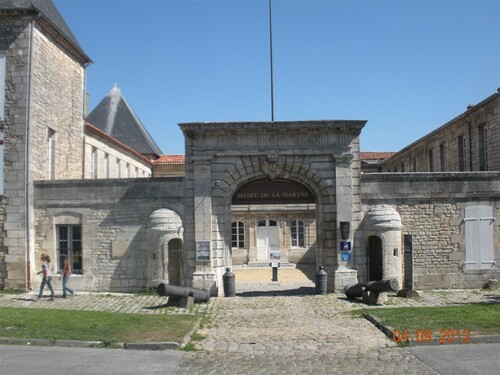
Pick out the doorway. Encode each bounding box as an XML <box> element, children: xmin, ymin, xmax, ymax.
<box><xmin>168</xmin><ymin>238</ymin><xmax>182</xmax><ymax>285</ymax></box>
<box><xmin>368</xmin><ymin>235</ymin><xmax>383</xmax><ymax>281</ymax></box>
<box><xmin>257</xmin><ymin>219</ymin><xmax>279</xmax><ymax>260</ymax></box>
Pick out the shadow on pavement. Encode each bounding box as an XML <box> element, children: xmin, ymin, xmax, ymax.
<box><xmin>237</xmin><ymin>286</ymin><xmax>315</xmax><ymax>297</ymax></box>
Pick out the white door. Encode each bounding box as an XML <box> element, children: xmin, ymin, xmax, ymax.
<box><xmin>257</xmin><ymin>219</ymin><xmax>278</xmax><ymax>260</ymax></box>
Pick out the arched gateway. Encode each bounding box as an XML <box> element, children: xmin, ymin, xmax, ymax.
<box><xmin>180</xmin><ymin>121</ymin><xmax>366</xmax><ymax>296</ymax></box>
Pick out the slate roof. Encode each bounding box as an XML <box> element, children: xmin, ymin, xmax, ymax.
<box><xmin>0</xmin><ymin>0</ymin><xmax>91</xmax><ymax>63</ymax></box>
<box><xmin>85</xmin><ymin>85</ymin><xmax>163</xmax><ymax>157</ymax></box>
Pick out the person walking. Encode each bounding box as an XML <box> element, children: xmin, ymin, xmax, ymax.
<box><xmin>37</xmin><ymin>253</ymin><xmax>54</xmax><ymax>301</ymax></box>
<box><xmin>60</xmin><ymin>256</ymin><xmax>75</xmax><ymax>298</ymax></box>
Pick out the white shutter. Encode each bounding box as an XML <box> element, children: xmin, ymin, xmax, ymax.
<box><xmin>465</xmin><ymin>206</ymin><xmax>495</xmax><ymax>270</ymax></box>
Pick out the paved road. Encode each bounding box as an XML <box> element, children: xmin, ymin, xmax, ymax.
<box><xmin>0</xmin><ymin>345</ymin><xmax>184</xmax><ymax>375</ymax></box>
<box><xmin>410</xmin><ymin>343</ymin><xmax>500</xmax><ymax>375</ymax></box>
<box><xmin>177</xmin><ymin>294</ymin><xmax>437</xmax><ymax>374</ymax></box>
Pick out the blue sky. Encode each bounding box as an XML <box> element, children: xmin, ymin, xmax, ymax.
<box><xmin>54</xmin><ymin>0</ymin><xmax>499</xmax><ymax>155</ymax></box>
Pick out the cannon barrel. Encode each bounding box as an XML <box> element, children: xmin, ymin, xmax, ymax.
<box><xmin>344</xmin><ymin>279</ymin><xmax>399</xmax><ymax>300</ymax></box>
<box><xmin>156</xmin><ymin>283</ymin><xmax>210</xmax><ymax>303</ymax></box>
<box><xmin>366</xmin><ymin>279</ymin><xmax>399</xmax><ymax>293</ymax></box>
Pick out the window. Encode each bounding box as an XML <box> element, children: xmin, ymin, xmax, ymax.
<box><xmin>464</xmin><ymin>206</ymin><xmax>495</xmax><ymax>270</ymax></box>
<box><xmin>428</xmin><ymin>149</ymin><xmax>434</xmax><ymax>172</ymax></box>
<box><xmin>231</xmin><ymin>221</ymin><xmax>245</xmax><ymax>248</ymax></box>
<box><xmin>290</xmin><ymin>219</ymin><xmax>305</xmax><ymax>247</ymax></box>
<box><xmin>90</xmin><ymin>146</ymin><xmax>97</xmax><ymax>179</ymax></box>
<box><xmin>458</xmin><ymin>135</ymin><xmax>467</xmax><ymax>171</ymax></box>
<box><xmin>412</xmin><ymin>158</ymin><xmax>417</xmax><ymax>172</ymax></box>
<box><xmin>57</xmin><ymin>225</ymin><xmax>82</xmax><ymax>274</ymax></box>
<box><xmin>439</xmin><ymin>144</ymin><xmax>447</xmax><ymax>172</ymax></box>
<box><xmin>259</xmin><ymin>219</ymin><xmax>277</xmax><ymax>227</ymax></box>
<box><xmin>478</xmin><ymin>125</ymin><xmax>488</xmax><ymax>171</ymax></box>
<box><xmin>47</xmin><ymin>128</ymin><xmax>56</xmax><ymax>179</ymax></box>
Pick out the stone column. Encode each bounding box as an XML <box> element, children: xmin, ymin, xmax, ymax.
<box><xmin>333</xmin><ymin>154</ymin><xmax>358</xmax><ymax>292</ymax></box>
<box><xmin>191</xmin><ymin>157</ymin><xmax>216</xmax><ymax>294</ymax></box>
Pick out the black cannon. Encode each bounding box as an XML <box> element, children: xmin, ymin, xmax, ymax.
<box><xmin>344</xmin><ymin>279</ymin><xmax>399</xmax><ymax>300</ymax></box>
<box><xmin>156</xmin><ymin>283</ymin><xmax>210</xmax><ymax>304</ymax></box>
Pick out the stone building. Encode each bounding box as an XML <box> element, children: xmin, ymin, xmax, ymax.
<box><xmin>0</xmin><ymin>0</ymin><xmax>91</xmax><ymax>289</ymax></box>
<box><xmin>383</xmin><ymin>91</ymin><xmax>500</xmax><ymax>172</ymax></box>
<box><xmin>1</xmin><ymin>0</ymin><xmax>498</xmax><ymax>293</ymax></box>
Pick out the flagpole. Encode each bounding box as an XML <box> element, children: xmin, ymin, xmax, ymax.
<box><xmin>269</xmin><ymin>0</ymin><xmax>275</xmax><ymax>122</ymax></box>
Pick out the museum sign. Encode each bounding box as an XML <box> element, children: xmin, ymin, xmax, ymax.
<box><xmin>232</xmin><ymin>179</ymin><xmax>315</xmax><ymax>205</ymax></box>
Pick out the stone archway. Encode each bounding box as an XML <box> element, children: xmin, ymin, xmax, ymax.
<box><xmin>180</xmin><ymin>120</ymin><xmax>366</xmax><ymax>295</ymax></box>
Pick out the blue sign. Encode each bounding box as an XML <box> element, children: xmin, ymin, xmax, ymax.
<box><xmin>341</xmin><ymin>252</ymin><xmax>351</xmax><ymax>262</ymax></box>
<box><xmin>341</xmin><ymin>241</ymin><xmax>351</xmax><ymax>251</ymax></box>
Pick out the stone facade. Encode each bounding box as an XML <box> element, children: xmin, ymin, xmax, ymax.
<box><xmin>1</xmin><ymin>2</ymin><xmax>498</xmax><ymax>294</ymax></box>
<box><xmin>383</xmin><ymin>91</ymin><xmax>500</xmax><ymax>172</ymax></box>
<box><xmin>84</xmin><ymin>124</ymin><xmax>152</xmax><ymax>179</ymax></box>
<box><xmin>361</xmin><ymin>172</ymin><xmax>500</xmax><ymax>289</ymax></box>
<box><xmin>180</xmin><ymin>121</ymin><xmax>365</xmax><ymax>295</ymax></box>
<box><xmin>33</xmin><ymin>178</ymin><xmax>184</xmax><ymax>292</ymax></box>
<box><xmin>0</xmin><ymin>10</ymin><xmax>89</xmax><ymax>289</ymax></box>
<box><xmin>231</xmin><ymin>204</ymin><xmax>317</xmax><ymax>266</ymax></box>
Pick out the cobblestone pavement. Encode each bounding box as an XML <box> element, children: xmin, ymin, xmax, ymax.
<box><xmin>0</xmin><ymin>291</ymin><xmax>211</xmax><ymax>315</ymax></box>
<box><xmin>176</xmin><ymin>286</ymin><xmax>498</xmax><ymax>375</ymax></box>
<box><xmin>1</xmin><ymin>286</ymin><xmax>498</xmax><ymax>374</ymax></box>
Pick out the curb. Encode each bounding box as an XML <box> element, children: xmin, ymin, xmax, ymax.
<box><xmin>0</xmin><ymin>337</ymin><xmax>181</xmax><ymax>350</ymax></box>
<box><xmin>363</xmin><ymin>313</ymin><xmax>500</xmax><ymax>346</ymax></box>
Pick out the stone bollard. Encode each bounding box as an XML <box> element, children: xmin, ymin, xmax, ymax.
<box><xmin>222</xmin><ymin>267</ymin><xmax>236</xmax><ymax>297</ymax></box>
<box><xmin>315</xmin><ymin>266</ymin><xmax>328</xmax><ymax>295</ymax></box>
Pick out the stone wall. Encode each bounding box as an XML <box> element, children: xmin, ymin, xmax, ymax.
<box><xmin>0</xmin><ymin>15</ymin><xmax>32</xmax><ymax>289</ymax></box>
<box><xmin>30</xmin><ymin>24</ymin><xmax>85</xmax><ymax>181</ymax></box>
<box><xmin>33</xmin><ymin>178</ymin><xmax>185</xmax><ymax>292</ymax></box>
<box><xmin>0</xmin><ymin>14</ymin><xmax>87</xmax><ymax>289</ymax></box>
<box><xmin>360</xmin><ymin>172</ymin><xmax>500</xmax><ymax>289</ymax></box>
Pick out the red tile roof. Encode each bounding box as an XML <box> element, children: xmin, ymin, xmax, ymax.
<box><xmin>360</xmin><ymin>152</ymin><xmax>395</xmax><ymax>161</ymax></box>
<box><xmin>155</xmin><ymin>155</ymin><xmax>186</xmax><ymax>165</ymax></box>
<box><xmin>155</xmin><ymin>153</ymin><xmax>393</xmax><ymax>164</ymax></box>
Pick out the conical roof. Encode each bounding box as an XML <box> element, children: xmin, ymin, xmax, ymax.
<box><xmin>85</xmin><ymin>85</ymin><xmax>162</xmax><ymax>157</ymax></box>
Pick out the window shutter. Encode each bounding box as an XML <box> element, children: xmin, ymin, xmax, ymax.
<box><xmin>465</xmin><ymin>206</ymin><xmax>495</xmax><ymax>270</ymax></box>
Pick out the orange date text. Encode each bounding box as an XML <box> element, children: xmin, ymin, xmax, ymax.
<box><xmin>392</xmin><ymin>329</ymin><xmax>471</xmax><ymax>344</ymax></box>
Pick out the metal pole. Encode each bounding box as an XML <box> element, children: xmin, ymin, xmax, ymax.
<box><xmin>269</xmin><ymin>0</ymin><xmax>275</xmax><ymax>122</ymax></box>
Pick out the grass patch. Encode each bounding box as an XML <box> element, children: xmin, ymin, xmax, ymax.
<box><xmin>0</xmin><ymin>289</ymin><xmax>25</xmax><ymax>295</ymax></box>
<box><xmin>0</xmin><ymin>307</ymin><xmax>199</xmax><ymax>344</ymax></box>
<box><xmin>364</xmin><ymin>303</ymin><xmax>500</xmax><ymax>336</ymax></box>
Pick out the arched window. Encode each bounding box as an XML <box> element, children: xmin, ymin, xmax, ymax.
<box><xmin>231</xmin><ymin>221</ymin><xmax>245</xmax><ymax>248</ymax></box>
<box><xmin>290</xmin><ymin>219</ymin><xmax>305</xmax><ymax>247</ymax></box>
